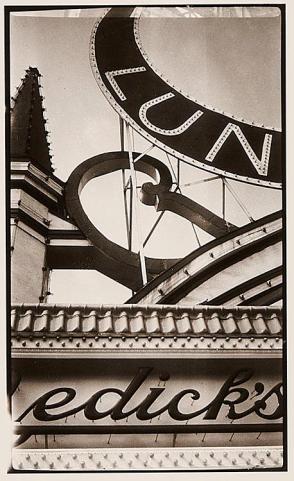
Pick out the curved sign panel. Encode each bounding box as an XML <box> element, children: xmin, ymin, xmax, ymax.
<box><xmin>90</xmin><ymin>8</ymin><xmax>282</xmax><ymax>189</ymax></box>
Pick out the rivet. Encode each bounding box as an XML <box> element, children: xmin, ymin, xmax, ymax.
<box><xmin>76</xmin><ymin>342</ymin><xmax>80</xmax><ymax>347</ymax></box>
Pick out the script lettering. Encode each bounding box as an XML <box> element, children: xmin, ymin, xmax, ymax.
<box><xmin>15</xmin><ymin>368</ymin><xmax>282</xmax><ymax>424</ymax></box>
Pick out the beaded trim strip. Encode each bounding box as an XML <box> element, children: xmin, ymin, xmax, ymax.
<box><xmin>12</xmin><ymin>446</ymin><xmax>283</xmax><ymax>471</ymax></box>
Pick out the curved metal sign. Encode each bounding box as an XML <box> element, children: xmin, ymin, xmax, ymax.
<box><xmin>64</xmin><ymin>151</ymin><xmax>236</xmax><ymax>291</ymax></box>
<box><xmin>90</xmin><ymin>8</ymin><xmax>282</xmax><ymax>189</ymax></box>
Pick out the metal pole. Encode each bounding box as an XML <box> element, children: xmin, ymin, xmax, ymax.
<box><xmin>167</xmin><ymin>153</ymin><xmax>201</xmax><ymax>247</ymax></box>
<box><xmin>177</xmin><ymin>158</ymin><xmax>180</xmax><ymax>185</ymax></box>
<box><xmin>180</xmin><ymin>175</ymin><xmax>219</xmax><ymax>188</ymax></box>
<box><xmin>143</xmin><ymin>210</ymin><xmax>165</xmax><ymax>247</ymax></box>
<box><xmin>119</xmin><ymin>116</ymin><xmax>124</xmax><ymax>151</ymax></box>
<box><xmin>222</xmin><ymin>177</ymin><xmax>226</xmax><ymax>220</ymax></box>
<box><xmin>223</xmin><ymin>178</ymin><xmax>254</xmax><ymax>222</ymax></box>
<box><xmin>119</xmin><ymin>116</ymin><xmax>131</xmax><ymax>248</ymax></box>
<box><xmin>129</xmin><ymin>181</ymin><xmax>133</xmax><ymax>251</ymax></box>
<box><xmin>133</xmin><ymin>144</ymin><xmax>154</xmax><ymax>163</ymax></box>
<box><xmin>125</xmin><ymin>123</ymin><xmax>148</xmax><ymax>285</ymax></box>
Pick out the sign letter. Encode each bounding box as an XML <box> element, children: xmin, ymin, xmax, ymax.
<box><xmin>105</xmin><ymin>67</ymin><xmax>146</xmax><ymax>101</ymax></box>
<box><xmin>205</xmin><ymin>123</ymin><xmax>272</xmax><ymax>176</ymax></box>
<box><xmin>139</xmin><ymin>93</ymin><xmax>204</xmax><ymax>136</ymax></box>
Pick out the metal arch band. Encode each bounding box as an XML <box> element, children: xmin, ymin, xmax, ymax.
<box><xmin>90</xmin><ymin>8</ymin><xmax>282</xmax><ymax>188</ymax></box>
<box><xmin>65</xmin><ymin>151</ymin><xmax>236</xmax><ymax>291</ymax></box>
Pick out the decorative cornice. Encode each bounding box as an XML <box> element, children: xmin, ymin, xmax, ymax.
<box><xmin>11</xmin><ymin>334</ymin><xmax>282</xmax><ymax>358</ymax></box>
<box><xmin>12</xmin><ymin>446</ymin><xmax>283</xmax><ymax>471</ymax></box>
<box><xmin>11</xmin><ymin>305</ymin><xmax>282</xmax><ymax>357</ymax></box>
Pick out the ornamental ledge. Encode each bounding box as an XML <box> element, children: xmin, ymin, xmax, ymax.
<box><xmin>11</xmin><ymin>335</ymin><xmax>282</xmax><ymax>354</ymax></box>
<box><xmin>12</xmin><ymin>446</ymin><xmax>283</xmax><ymax>471</ymax></box>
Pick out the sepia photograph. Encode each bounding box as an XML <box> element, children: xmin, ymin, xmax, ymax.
<box><xmin>7</xmin><ymin>2</ymin><xmax>285</xmax><ymax>474</ymax></box>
